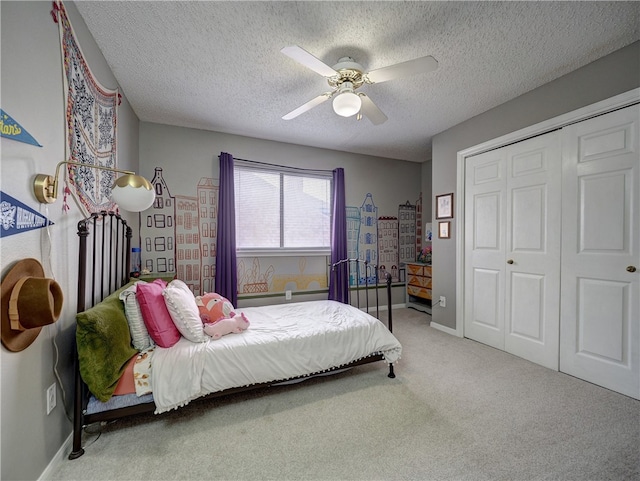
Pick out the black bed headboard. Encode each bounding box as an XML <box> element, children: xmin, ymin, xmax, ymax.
<box><xmin>77</xmin><ymin>211</ymin><xmax>132</xmax><ymax>312</ymax></box>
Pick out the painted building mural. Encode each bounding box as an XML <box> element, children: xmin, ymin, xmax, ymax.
<box><xmin>143</xmin><ymin>167</ymin><xmax>175</xmax><ymax>275</ymax></box>
<box><xmin>197</xmin><ymin>177</ymin><xmax>217</xmax><ymax>295</ymax></box>
<box><xmin>398</xmin><ymin>201</ymin><xmax>416</xmax><ymax>265</ymax></box>
<box><xmin>139</xmin><ymin>167</ymin><xmax>424</xmax><ymax>297</ymax></box>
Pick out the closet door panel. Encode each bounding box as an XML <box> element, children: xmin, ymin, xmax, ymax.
<box><xmin>580</xmin><ymin>172</ymin><xmax>628</xmax><ymax>252</ymax></box>
<box><xmin>472</xmin><ymin>268</ymin><xmax>501</xmax><ymax>329</ymax></box>
<box><xmin>465</xmin><ymin>150</ymin><xmax>506</xmax><ymax>350</ymax></box>
<box><xmin>510</xmin><ymin>272</ymin><xmax>544</xmax><ymax>341</ymax></box>
<box><xmin>561</xmin><ymin>104</ymin><xmax>639</xmax><ymax>399</ymax></box>
<box><xmin>504</xmin><ymin>133</ymin><xmax>561</xmax><ymax>370</ymax></box>
<box><xmin>577</xmin><ymin>278</ymin><xmax>627</xmax><ymax>362</ymax></box>
<box><xmin>511</xmin><ymin>185</ymin><xmax>546</xmax><ymax>251</ymax></box>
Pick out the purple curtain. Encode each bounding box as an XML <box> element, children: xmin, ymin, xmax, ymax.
<box><xmin>329</xmin><ymin>168</ymin><xmax>349</xmax><ymax>303</ymax></box>
<box><xmin>214</xmin><ymin>152</ymin><xmax>238</xmax><ymax>306</ymax></box>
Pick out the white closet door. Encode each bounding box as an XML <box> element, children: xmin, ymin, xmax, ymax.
<box><xmin>560</xmin><ymin>104</ymin><xmax>640</xmax><ymax>399</ymax></box>
<box><xmin>464</xmin><ymin>132</ymin><xmax>561</xmax><ymax>368</ymax></box>
<box><xmin>464</xmin><ymin>148</ymin><xmax>507</xmax><ymax>350</ymax></box>
<box><xmin>504</xmin><ymin>133</ymin><xmax>561</xmax><ymax>370</ymax></box>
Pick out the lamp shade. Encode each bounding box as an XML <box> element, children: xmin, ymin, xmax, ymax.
<box><xmin>111</xmin><ymin>174</ymin><xmax>155</xmax><ymax>212</ymax></box>
<box><xmin>333</xmin><ymin>91</ymin><xmax>362</xmax><ymax>117</ymax></box>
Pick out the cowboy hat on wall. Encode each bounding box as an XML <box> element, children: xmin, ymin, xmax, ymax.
<box><xmin>1</xmin><ymin>258</ymin><xmax>64</xmax><ymax>352</ymax></box>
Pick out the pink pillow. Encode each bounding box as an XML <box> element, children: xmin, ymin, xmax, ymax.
<box><xmin>136</xmin><ymin>279</ymin><xmax>180</xmax><ymax>348</ymax></box>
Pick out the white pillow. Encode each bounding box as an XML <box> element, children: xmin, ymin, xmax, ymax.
<box><xmin>162</xmin><ymin>280</ymin><xmax>207</xmax><ymax>343</ymax></box>
<box><xmin>119</xmin><ymin>282</ymin><xmax>155</xmax><ymax>350</ymax></box>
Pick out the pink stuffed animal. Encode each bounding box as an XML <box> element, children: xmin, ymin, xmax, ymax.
<box><xmin>203</xmin><ymin>312</ymin><xmax>250</xmax><ymax>340</ymax></box>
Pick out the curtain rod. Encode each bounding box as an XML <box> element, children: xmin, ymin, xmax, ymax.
<box><xmin>229</xmin><ymin>156</ymin><xmax>335</xmax><ymax>174</ymax></box>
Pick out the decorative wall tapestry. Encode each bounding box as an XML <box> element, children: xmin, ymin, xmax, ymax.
<box><xmin>0</xmin><ymin>191</ymin><xmax>54</xmax><ymax>238</ymax></box>
<box><xmin>0</xmin><ymin>109</ymin><xmax>42</xmax><ymax>147</ymax></box>
<box><xmin>52</xmin><ymin>1</ymin><xmax>120</xmax><ymax>214</ymax></box>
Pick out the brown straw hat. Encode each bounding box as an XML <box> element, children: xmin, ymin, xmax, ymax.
<box><xmin>1</xmin><ymin>258</ymin><xmax>64</xmax><ymax>352</ymax></box>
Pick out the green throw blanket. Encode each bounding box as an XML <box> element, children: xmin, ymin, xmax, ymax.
<box><xmin>76</xmin><ymin>283</ymin><xmax>137</xmax><ymax>402</ymax></box>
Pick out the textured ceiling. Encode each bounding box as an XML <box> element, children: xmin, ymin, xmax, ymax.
<box><xmin>75</xmin><ymin>1</ymin><xmax>639</xmax><ymax>162</ymax></box>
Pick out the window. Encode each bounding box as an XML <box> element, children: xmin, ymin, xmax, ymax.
<box><xmin>234</xmin><ymin>163</ymin><xmax>332</xmax><ymax>251</ymax></box>
<box><xmin>154</xmin><ymin>214</ymin><xmax>165</xmax><ymax>228</ymax></box>
<box><xmin>157</xmin><ymin>258</ymin><xmax>167</xmax><ymax>272</ymax></box>
<box><xmin>154</xmin><ymin>237</ymin><xmax>166</xmax><ymax>251</ymax></box>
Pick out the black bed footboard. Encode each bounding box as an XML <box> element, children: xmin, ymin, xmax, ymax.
<box><xmin>330</xmin><ymin>258</ymin><xmax>395</xmax><ymax>379</ymax></box>
<box><xmin>330</xmin><ymin>258</ymin><xmax>393</xmax><ymax>333</ymax></box>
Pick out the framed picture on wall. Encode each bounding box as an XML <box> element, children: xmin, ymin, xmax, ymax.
<box><xmin>438</xmin><ymin>221</ymin><xmax>450</xmax><ymax>239</ymax></box>
<box><xmin>436</xmin><ymin>193</ymin><xmax>454</xmax><ymax>219</ymax></box>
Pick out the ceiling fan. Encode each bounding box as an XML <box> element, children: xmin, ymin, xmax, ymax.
<box><xmin>281</xmin><ymin>45</ymin><xmax>438</xmax><ymax>125</ymax></box>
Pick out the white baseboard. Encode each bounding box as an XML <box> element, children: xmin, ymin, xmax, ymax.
<box><xmin>39</xmin><ymin>432</ymin><xmax>72</xmax><ymax>481</ymax></box>
<box><xmin>362</xmin><ymin>303</ymin><xmax>405</xmax><ymax>313</ymax></box>
<box><xmin>429</xmin><ymin>321</ymin><xmax>462</xmax><ymax>337</ymax></box>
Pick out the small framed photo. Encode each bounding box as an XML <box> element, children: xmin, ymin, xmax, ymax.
<box><xmin>438</xmin><ymin>221</ymin><xmax>450</xmax><ymax>239</ymax></box>
<box><xmin>436</xmin><ymin>193</ymin><xmax>454</xmax><ymax>219</ymax></box>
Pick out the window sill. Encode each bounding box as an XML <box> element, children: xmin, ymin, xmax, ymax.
<box><xmin>236</xmin><ymin>249</ymin><xmax>330</xmax><ymax>258</ymax></box>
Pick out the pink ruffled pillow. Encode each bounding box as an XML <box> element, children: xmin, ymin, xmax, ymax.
<box><xmin>195</xmin><ymin>293</ymin><xmax>235</xmax><ymax>324</ymax></box>
<box><xmin>136</xmin><ymin>279</ymin><xmax>181</xmax><ymax>348</ymax></box>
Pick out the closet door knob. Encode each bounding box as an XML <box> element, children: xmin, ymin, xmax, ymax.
<box><xmin>627</xmin><ymin>266</ymin><xmax>637</xmax><ymax>273</ymax></box>
<box><xmin>507</xmin><ymin>259</ymin><xmax>514</xmax><ymax>265</ymax></box>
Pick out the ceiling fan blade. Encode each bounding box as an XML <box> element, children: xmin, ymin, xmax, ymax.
<box><xmin>359</xmin><ymin>94</ymin><xmax>388</xmax><ymax>125</ymax></box>
<box><xmin>281</xmin><ymin>45</ymin><xmax>337</xmax><ymax>78</ymax></box>
<box><xmin>282</xmin><ymin>93</ymin><xmax>332</xmax><ymax>120</ymax></box>
<box><xmin>366</xmin><ymin>55</ymin><xmax>438</xmax><ymax>84</ymax></box>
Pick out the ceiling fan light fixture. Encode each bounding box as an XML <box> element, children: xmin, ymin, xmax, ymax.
<box><xmin>332</xmin><ymin>85</ymin><xmax>362</xmax><ymax>118</ymax></box>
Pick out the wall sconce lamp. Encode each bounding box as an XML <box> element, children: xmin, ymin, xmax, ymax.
<box><xmin>33</xmin><ymin>161</ymin><xmax>155</xmax><ymax>212</ymax></box>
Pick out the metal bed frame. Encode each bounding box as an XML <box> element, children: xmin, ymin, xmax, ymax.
<box><xmin>69</xmin><ymin>211</ymin><xmax>396</xmax><ymax>459</ymax></box>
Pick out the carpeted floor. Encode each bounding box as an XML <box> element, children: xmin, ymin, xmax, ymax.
<box><xmin>49</xmin><ymin>308</ymin><xmax>640</xmax><ymax>481</ymax></box>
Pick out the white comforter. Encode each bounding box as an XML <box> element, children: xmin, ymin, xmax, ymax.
<box><xmin>150</xmin><ymin>300</ymin><xmax>402</xmax><ymax>413</ymax></box>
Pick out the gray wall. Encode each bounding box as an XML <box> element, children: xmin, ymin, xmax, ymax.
<box><xmin>139</xmin><ymin>123</ymin><xmax>423</xmax><ymax>215</ymax></box>
<box><xmin>0</xmin><ymin>2</ymin><xmax>139</xmax><ymax>480</ymax></box>
<box><xmin>430</xmin><ymin>41</ymin><xmax>640</xmax><ymax>331</ymax></box>
<box><xmin>138</xmin><ymin>122</ymin><xmax>424</xmax><ymax>306</ymax></box>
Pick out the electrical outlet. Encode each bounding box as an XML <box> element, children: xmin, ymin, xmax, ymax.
<box><xmin>285</xmin><ymin>290</ymin><xmax>292</xmax><ymax>300</ymax></box>
<box><xmin>46</xmin><ymin>383</ymin><xmax>56</xmax><ymax>415</ymax></box>
<box><xmin>439</xmin><ymin>296</ymin><xmax>446</xmax><ymax>308</ymax></box>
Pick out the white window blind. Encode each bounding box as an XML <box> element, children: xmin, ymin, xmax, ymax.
<box><xmin>234</xmin><ymin>163</ymin><xmax>332</xmax><ymax>251</ymax></box>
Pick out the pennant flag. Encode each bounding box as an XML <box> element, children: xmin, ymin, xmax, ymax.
<box><xmin>0</xmin><ymin>109</ymin><xmax>42</xmax><ymax>147</ymax></box>
<box><xmin>0</xmin><ymin>191</ymin><xmax>54</xmax><ymax>238</ymax></box>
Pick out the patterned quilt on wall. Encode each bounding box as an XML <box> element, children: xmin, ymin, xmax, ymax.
<box><xmin>53</xmin><ymin>0</ymin><xmax>119</xmax><ymax>213</ymax></box>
